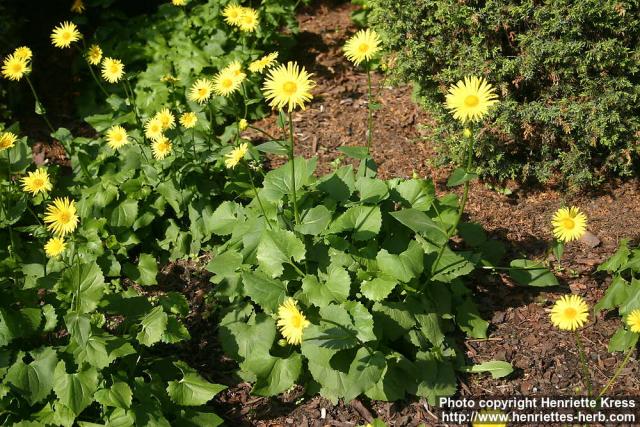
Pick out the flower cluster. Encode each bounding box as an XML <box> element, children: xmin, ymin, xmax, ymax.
<box><xmin>222</xmin><ymin>4</ymin><xmax>260</xmax><ymax>32</ymax></box>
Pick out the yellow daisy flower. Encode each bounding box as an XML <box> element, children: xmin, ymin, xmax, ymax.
<box><xmin>223</xmin><ymin>3</ymin><xmax>245</xmax><ymax>26</ymax></box>
<box><xmin>343</xmin><ymin>29</ymin><xmax>381</xmax><ymax>66</ymax></box>
<box><xmin>225</xmin><ymin>143</ymin><xmax>249</xmax><ymax>169</ymax></box>
<box><xmin>105</xmin><ymin>125</ymin><xmax>129</xmax><ymax>150</ymax></box>
<box><xmin>188</xmin><ymin>78</ymin><xmax>214</xmax><ymax>104</ymax></box>
<box><xmin>277</xmin><ymin>298</ymin><xmax>310</xmax><ymax>345</ymax></box>
<box><xmin>0</xmin><ymin>132</ymin><xmax>18</xmax><ymax>151</ymax></box>
<box><xmin>238</xmin><ymin>118</ymin><xmax>248</xmax><ymax>131</ymax></box>
<box><xmin>263</xmin><ymin>61</ymin><xmax>315</xmax><ymax>112</ymax></box>
<box><xmin>2</xmin><ymin>53</ymin><xmax>30</xmax><ymax>81</ymax></box>
<box><xmin>626</xmin><ymin>309</ymin><xmax>640</xmax><ymax>334</ymax></box>
<box><xmin>101</xmin><ymin>57</ymin><xmax>125</xmax><ymax>83</ymax></box>
<box><xmin>179</xmin><ymin>112</ymin><xmax>198</xmax><ymax>129</ymax></box>
<box><xmin>550</xmin><ymin>294</ymin><xmax>589</xmax><ymax>331</ymax></box>
<box><xmin>21</xmin><ymin>169</ymin><xmax>53</xmax><ymax>196</ymax></box>
<box><xmin>51</xmin><ymin>21</ymin><xmax>82</xmax><ymax>48</ymax></box>
<box><xmin>213</xmin><ymin>68</ymin><xmax>243</xmax><ymax>97</ymax></box>
<box><xmin>445</xmin><ymin>76</ymin><xmax>499</xmax><ymax>123</ymax></box>
<box><xmin>151</xmin><ymin>136</ymin><xmax>172</xmax><ymax>160</ymax></box>
<box><xmin>44</xmin><ymin>197</ymin><xmax>79</xmax><ymax>237</ymax></box>
<box><xmin>552</xmin><ymin>206</ymin><xmax>587</xmax><ymax>242</ymax></box>
<box><xmin>224</xmin><ymin>60</ymin><xmax>245</xmax><ymax>78</ymax></box>
<box><xmin>71</xmin><ymin>0</ymin><xmax>85</xmax><ymax>13</ymax></box>
<box><xmin>144</xmin><ymin>117</ymin><xmax>164</xmax><ymax>141</ymax></box>
<box><xmin>172</xmin><ymin>0</ymin><xmax>186</xmax><ymax>5</ymax></box>
<box><xmin>249</xmin><ymin>52</ymin><xmax>279</xmax><ymax>73</ymax></box>
<box><xmin>44</xmin><ymin>237</ymin><xmax>66</xmax><ymax>258</ymax></box>
<box><xmin>13</xmin><ymin>46</ymin><xmax>33</xmax><ymax>61</ymax></box>
<box><xmin>238</xmin><ymin>8</ymin><xmax>259</xmax><ymax>32</ymax></box>
<box><xmin>87</xmin><ymin>45</ymin><xmax>103</xmax><ymax>66</ymax></box>
<box><xmin>154</xmin><ymin>108</ymin><xmax>175</xmax><ymax>130</ymax></box>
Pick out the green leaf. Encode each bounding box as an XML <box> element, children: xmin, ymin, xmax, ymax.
<box><xmin>508</xmin><ymin>259</ymin><xmax>559</xmax><ymax>287</ymax></box>
<box><xmin>42</xmin><ymin>304</ymin><xmax>58</xmax><ymax>332</ymax></box>
<box><xmin>355</xmin><ymin>177</ymin><xmax>389</xmax><ymax>203</ymax></box>
<box><xmin>219</xmin><ymin>311</ymin><xmax>276</xmax><ymax>361</ymax></box>
<box><xmin>256</xmin><ymin>229</ymin><xmax>305</xmax><ymax>278</ymax></box>
<box><xmin>345</xmin><ymin>301</ymin><xmax>376</xmax><ymax>343</ymax></box>
<box><xmin>136</xmin><ymin>306</ymin><xmax>168</xmax><ymax>346</ymax></box>
<box><xmin>462</xmin><ymin>361</ymin><xmax>514</xmax><ymax>379</ymax></box>
<box><xmin>455</xmin><ymin>297</ymin><xmax>488</xmax><ymax>339</ymax></box>
<box><xmin>59</xmin><ymin>262</ymin><xmax>106</xmax><ymax>313</ymax></box>
<box><xmin>306</xmin><ymin>304</ymin><xmax>359</xmax><ymax>350</ymax></box>
<box><xmin>361</xmin><ymin>277</ymin><xmax>398</xmax><ymax>302</ymax></box>
<box><xmin>377</xmin><ymin>241</ymin><xmax>424</xmax><ymax>283</ymax></box>
<box><xmin>594</xmin><ymin>276</ymin><xmax>629</xmax><ymax>313</ymax></box>
<box><xmin>95</xmin><ymin>382</ymin><xmax>133</xmax><ymax>409</ymax></box>
<box><xmin>608</xmin><ymin>327</ymin><xmax>639</xmax><ymax>352</ymax></box>
<box><xmin>161</xmin><ymin>316</ymin><xmax>191</xmax><ymax>344</ymax></box>
<box><xmin>110</xmin><ymin>199</ymin><xmax>138</xmax><ymax>228</ymax></box>
<box><xmin>338</xmin><ymin>146</ymin><xmax>369</xmax><ymax>159</ymax></box>
<box><xmin>328</xmin><ymin>205</ymin><xmax>382</xmax><ymax>241</ymax></box>
<box><xmin>0</xmin><ymin>307</ymin><xmax>41</xmax><ymax>346</ymax></box>
<box><xmin>5</xmin><ymin>348</ymin><xmax>58</xmax><ymax>405</ymax></box>
<box><xmin>457</xmin><ymin>222</ymin><xmax>487</xmax><ymax>247</ymax></box>
<box><xmin>415</xmin><ymin>352</ymin><xmax>457</xmax><ymax>405</ymax></box>
<box><xmin>207</xmin><ymin>250</ymin><xmax>243</xmax><ymax>277</ymax></box>
<box><xmin>65</xmin><ymin>313</ymin><xmax>91</xmax><ymax>346</ymax></box>
<box><xmin>296</xmin><ymin>205</ymin><xmax>332</xmax><ymax>235</ymax></box>
<box><xmin>619</xmin><ymin>278</ymin><xmax>640</xmax><ymax>315</ymax></box>
<box><xmin>262</xmin><ymin>157</ymin><xmax>317</xmax><ymax>202</ymax></box>
<box><xmin>446</xmin><ymin>167</ymin><xmax>478</xmax><ymax>187</ymax></box>
<box><xmin>597</xmin><ymin>239</ymin><xmax>630</xmax><ymax>273</ymax></box>
<box><xmin>241</xmin><ymin>352</ymin><xmax>302</xmax><ymax>396</ymax></box>
<box><xmin>209</xmin><ymin>201</ymin><xmax>243</xmax><ymax>236</ymax></box>
<box><xmin>124</xmin><ymin>253</ymin><xmax>158</xmax><ymax>286</ymax></box>
<box><xmin>317</xmin><ymin>165</ymin><xmax>355</xmax><ymax>202</ymax></box>
<box><xmin>255</xmin><ymin>140</ymin><xmax>290</xmax><ymax>155</ymax></box>
<box><xmin>372</xmin><ymin>301</ymin><xmax>417</xmax><ymax>341</ymax></box>
<box><xmin>242</xmin><ymin>271</ymin><xmax>288</xmax><ymax>313</ymax></box>
<box><xmin>167</xmin><ymin>365</ymin><xmax>226</xmax><ymax>406</ymax></box>
<box><xmin>158</xmin><ymin>292</ymin><xmax>190</xmax><ymax>316</ymax></box>
<box><xmin>302</xmin><ymin>265</ymin><xmax>351</xmax><ymax>307</ymax></box>
<box><xmin>394</xmin><ymin>179</ymin><xmax>435</xmax><ymax>211</ymax></box>
<box><xmin>53</xmin><ymin>361</ymin><xmax>99</xmax><ymax>416</ymax></box>
<box><xmin>390</xmin><ymin>209</ymin><xmax>448</xmax><ymax>246</ymax></box>
<box><xmin>176</xmin><ymin>410</ymin><xmax>224</xmax><ymax>427</ymax></box>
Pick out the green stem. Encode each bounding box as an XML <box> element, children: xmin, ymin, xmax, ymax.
<box><xmin>245</xmin><ymin>163</ymin><xmax>273</xmax><ymax>230</ymax></box>
<box><xmin>598</xmin><ymin>345</ymin><xmax>635</xmax><ymax>397</ymax></box>
<box><xmin>5</xmin><ymin>150</ymin><xmax>17</xmax><ymax>286</ymax></box>
<box><xmin>248</xmin><ymin>125</ymin><xmax>279</xmax><ymax>141</ymax></box>
<box><xmin>287</xmin><ymin>111</ymin><xmax>300</xmax><ymax>225</ymax></box>
<box><xmin>25</xmin><ymin>76</ymin><xmax>55</xmax><ymax>134</ymax></box>
<box><xmin>80</xmin><ymin>41</ymin><xmax>109</xmax><ymax>97</ymax></box>
<box><xmin>191</xmin><ymin>127</ymin><xmax>197</xmax><ymax>161</ymax></box>
<box><xmin>364</xmin><ymin>64</ymin><xmax>374</xmax><ymax>177</ymax></box>
<box><xmin>574</xmin><ymin>331</ymin><xmax>593</xmax><ymax>397</ymax></box>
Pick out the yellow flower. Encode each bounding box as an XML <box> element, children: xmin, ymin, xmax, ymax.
<box><xmin>161</xmin><ymin>74</ymin><xmax>179</xmax><ymax>84</ymax></box>
<box><xmin>550</xmin><ymin>294</ymin><xmax>589</xmax><ymax>331</ymax></box>
<box><xmin>463</xmin><ymin>128</ymin><xmax>472</xmax><ymax>138</ymax></box>
<box><xmin>224</xmin><ymin>60</ymin><xmax>245</xmax><ymax>78</ymax></box>
<box><xmin>472</xmin><ymin>409</ymin><xmax>508</xmax><ymax>427</ymax></box>
<box><xmin>179</xmin><ymin>112</ymin><xmax>198</xmax><ymax>129</ymax></box>
<box><xmin>213</xmin><ymin>68</ymin><xmax>243</xmax><ymax>97</ymax></box>
<box><xmin>626</xmin><ymin>309</ymin><xmax>640</xmax><ymax>334</ymax></box>
<box><xmin>552</xmin><ymin>206</ymin><xmax>587</xmax><ymax>242</ymax></box>
<box><xmin>51</xmin><ymin>21</ymin><xmax>82</xmax><ymax>48</ymax></box>
<box><xmin>2</xmin><ymin>53</ymin><xmax>30</xmax><ymax>81</ymax></box>
<box><xmin>0</xmin><ymin>132</ymin><xmax>18</xmax><ymax>151</ymax></box>
<box><xmin>188</xmin><ymin>78</ymin><xmax>214</xmax><ymax>104</ymax></box>
<box><xmin>238</xmin><ymin>119</ymin><xmax>248</xmax><ymax>131</ymax></box>
<box><xmin>263</xmin><ymin>61</ymin><xmax>315</xmax><ymax>112</ymax></box>
<box><xmin>223</xmin><ymin>3</ymin><xmax>245</xmax><ymax>26</ymax></box>
<box><xmin>225</xmin><ymin>143</ymin><xmax>249</xmax><ymax>169</ymax></box>
<box><xmin>87</xmin><ymin>45</ymin><xmax>103</xmax><ymax>66</ymax></box>
<box><xmin>101</xmin><ymin>57</ymin><xmax>125</xmax><ymax>83</ymax></box>
<box><xmin>277</xmin><ymin>298</ymin><xmax>310</xmax><ymax>345</ymax></box>
<box><xmin>172</xmin><ymin>0</ymin><xmax>186</xmax><ymax>5</ymax></box>
<box><xmin>144</xmin><ymin>117</ymin><xmax>164</xmax><ymax>141</ymax></box>
<box><xmin>445</xmin><ymin>76</ymin><xmax>499</xmax><ymax>123</ymax></box>
<box><xmin>105</xmin><ymin>125</ymin><xmax>129</xmax><ymax>150</ymax></box>
<box><xmin>21</xmin><ymin>169</ymin><xmax>53</xmax><ymax>196</ymax></box>
<box><xmin>44</xmin><ymin>237</ymin><xmax>66</xmax><ymax>258</ymax></box>
<box><xmin>44</xmin><ymin>197</ymin><xmax>79</xmax><ymax>237</ymax></box>
<box><xmin>238</xmin><ymin>8</ymin><xmax>259</xmax><ymax>32</ymax></box>
<box><xmin>154</xmin><ymin>108</ymin><xmax>176</xmax><ymax>130</ymax></box>
<box><xmin>151</xmin><ymin>136</ymin><xmax>172</xmax><ymax>160</ymax></box>
<box><xmin>344</xmin><ymin>29</ymin><xmax>381</xmax><ymax>66</ymax></box>
<box><xmin>71</xmin><ymin>0</ymin><xmax>85</xmax><ymax>13</ymax></box>
<box><xmin>13</xmin><ymin>46</ymin><xmax>33</xmax><ymax>61</ymax></box>
<box><xmin>249</xmin><ymin>52</ymin><xmax>279</xmax><ymax>73</ymax></box>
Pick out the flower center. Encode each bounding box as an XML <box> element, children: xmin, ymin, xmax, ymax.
<box><xmin>63</xmin><ymin>32</ymin><xmax>72</xmax><ymax>41</ymax></box>
<box><xmin>563</xmin><ymin>218</ymin><xmax>575</xmax><ymax>230</ymax></box>
<box><xmin>358</xmin><ymin>43</ymin><xmax>370</xmax><ymax>53</ymax></box>
<box><xmin>464</xmin><ymin>95</ymin><xmax>480</xmax><ymax>107</ymax></box>
<box><xmin>59</xmin><ymin>212</ymin><xmax>70</xmax><ymax>224</ymax></box>
<box><xmin>283</xmin><ymin>81</ymin><xmax>297</xmax><ymax>95</ymax></box>
<box><xmin>222</xmin><ymin>78</ymin><xmax>233</xmax><ymax>88</ymax></box>
<box><xmin>198</xmin><ymin>88</ymin><xmax>208</xmax><ymax>96</ymax></box>
<box><xmin>564</xmin><ymin>307</ymin><xmax>577</xmax><ymax>319</ymax></box>
<box><xmin>33</xmin><ymin>178</ymin><xmax>44</xmax><ymax>188</ymax></box>
<box><xmin>12</xmin><ymin>63</ymin><xmax>23</xmax><ymax>72</ymax></box>
<box><xmin>291</xmin><ymin>315</ymin><xmax>303</xmax><ymax>328</ymax></box>
<box><xmin>110</xmin><ymin>65</ymin><xmax>119</xmax><ymax>73</ymax></box>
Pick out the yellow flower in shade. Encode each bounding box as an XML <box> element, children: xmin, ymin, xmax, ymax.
<box><xmin>472</xmin><ymin>409</ymin><xmax>508</xmax><ymax>427</ymax></box>
<box><xmin>188</xmin><ymin>78</ymin><xmax>214</xmax><ymax>104</ymax></box>
<box><xmin>144</xmin><ymin>117</ymin><xmax>164</xmax><ymax>141</ymax></box>
<box><xmin>172</xmin><ymin>0</ymin><xmax>186</xmax><ymax>5</ymax></box>
<box><xmin>550</xmin><ymin>294</ymin><xmax>589</xmax><ymax>331</ymax></box>
<box><xmin>13</xmin><ymin>46</ymin><xmax>33</xmax><ymax>61</ymax></box>
<box><xmin>445</xmin><ymin>76</ymin><xmax>499</xmax><ymax>123</ymax></box>
<box><xmin>225</xmin><ymin>143</ymin><xmax>249</xmax><ymax>169</ymax></box>
<box><xmin>249</xmin><ymin>52</ymin><xmax>278</xmax><ymax>73</ymax></box>
<box><xmin>238</xmin><ymin>8</ymin><xmax>259</xmax><ymax>32</ymax></box>
<box><xmin>44</xmin><ymin>237</ymin><xmax>66</xmax><ymax>258</ymax></box>
<box><xmin>277</xmin><ymin>298</ymin><xmax>310</xmax><ymax>345</ymax></box>
<box><xmin>21</xmin><ymin>169</ymin><xmax>53</xmax><ymax>196</ymax></box>
<box><xmin>223</xmin><ymin>3</ymin><xmax>244</xmax><ymax>26</ymax></box>
<box><xmin>179</xmin><ymin>112</ymin><xmax>198</xmax><ymax>129</ymax></box>
<box><xmin>238</xmin><ymin>118</ymin><xmax>248</xmax><ymax>131</ymax></box>
<box><xmin>71</xmin><ymin>0</ymin><xmax>85</xmax><ymax>13</ymax></box>
<box><xmin>87</xmin><ymin>45</ymin><xmax>103</xmax><ymax>66</ymax></box>
<box><xmin>224</xmin><ymin>60</ymin><xmax>245</xmax><ymax>78</ymax></box>
<box><xmin>105</xmin><ymin>125</ymin><xmax>129</xmax><ymax>150</ymax></box>
<box><xmin>101</xmin><ymin>57</ymin><xmax>125</xmax><ymax>83</ymax></box>
<box><xmin>263</xmin><ymin>61</ymin><xmax>315</xmax><ymax>112</ymax></box>
<box><xmin>51</xmin><ymin>21</ymin><xmax>82</xmax><ymax>48</ymax></box>
<box><xmin>626</xmin><ymin>309</ymin><xmax>640</xmax><ymax>334</ymax></box>
<box><xmin>344</xmin><ymin>29</ymin><xmax>381</xmax><ymax>66</ymax></box>
<box><xmin>213</xmin><ymin>68</ymin><xmax>243</xmax><ymax>97</ymax></box>
<box><xmin>154</xmin><ymin>108</ymin><xmax>175</xmax><ymax>130</ymax></box>
<box><xmin>0</xmin><ymin>132</ymin><xmax>18</xmax><ymax>151</ymax></box>
<box><xmin>2</xmin><ymin>53</ymin><xmax>30</xmax><ymax>81</ymax></box>
<box><xmin>151</xmin><ymin>136</ymin><xmax>172</xmax><ymax>160</ymax></box>
<box><xmin>552</xmin><ymin>206</ymin><xmax>587</xmax><ymax>242</ymax></box>
<box><xmin>44</xmin><ymin>197</ymin><xmax>79</xmax><ymax>237</ymax></box>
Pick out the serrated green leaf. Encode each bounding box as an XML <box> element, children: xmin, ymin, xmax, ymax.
<box><xmin>608</xmin><ymin>327</ymin><xmax>639</xmax><ymax>352</ymax></box>
<box><xmin>594</xmin><ymin>276</ymin><xmax>629</xmax><ymax>313</ymax></box>
<box><xmin>302</xmin><ymin>265</ymin><xmax>351</xmax><ymax>307</ymax></box>
<box><xmin>53</xmin><ymin>361</ymin><xmax>98</xmax><ymax>416</ymax></box>
<box><xmin>296</xmin><ymin>205</ymin><xmax>332</xmax><ymax>235</ymax></box>
<box><xmin>242</xmin><ymin>271</ymin><xmax>288</xmax><ymax>313</ymax></box>
<box><xmin>241</xmin><ymin>352</ymin><xmax>302</xmax><ymax>396</ymax></box>
<box><xmin>328</xmin><ymin>205</ymin><xmax>382</xmax><ymax>241</ymax></box>
<box><xmin>110</xmin><ymin>199</ymin><xmax>138</xmax><ymax>228</ymax></box>
<box><xmin>446</xmin><ymin>167</ymin><xmax>478</xmax><ymax>187</ymax></box>
<box><xmin>5</xmin><ymin>348</ymin><xmax>58</xmax><ymax>405</ymax></box>
<box><xmin>256</xmin><ymin>229</ymin><xmax>305</xmax><ymax>278</ymax></box>
<box><xmin>360</xmin><ymin>277</ymin><xmax>398</xmax><ymax>302</ymax></box>
<box><xmin>95</xmin><ymin>382</ymin><xmax>133</xmax><ymax>409</ymax></box>
<box><xmin>136</xmin><ymin>306</ymin><xmax>168</xmax><ymax>346</ymax></box>
<box><xmin>59</xmin><ymin>262</ymin><xmax>106</xmax><ymax>313</ymax></box>
<box><xmin>394</xmin><ymin>179</ymin><xmax>435</xmax><ymax>211</ymax></box>
<box><xmin>167</xmin><ymin>370</ymin><xmax>226</xmax><ymax>406</ymax></box>
<box><xmin>377</xmin><ymin>241</ymin><xmax>424</xmax><ymax>283</ymax></box>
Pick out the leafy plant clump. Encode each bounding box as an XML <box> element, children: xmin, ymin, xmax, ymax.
<box><xmin>369</xmin><ymin>0</ymin><xmax>640</xmax><ymax>189</ymax></box>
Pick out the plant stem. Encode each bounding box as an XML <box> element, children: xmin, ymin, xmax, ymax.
<box><xmin>364</xmin><ymin>63</ymin><xmax>374</xmax><ymax>177</ymax></box>
<box><xmin>25</xmin><ymin>76</ymin><xmax>55</xmax><ymax>134</ymax></box>
<box><xmin>5</xmin><ymin>150</ymin><xmax>17</xmax><ymax>286</ymax></box>
<box><xmin>574</xmin><ymin>331</ymin><xmax>593</xmax><ymax>397</ymax></box>
<box><xmin>248</xmin><ymin>125</ymin><xmax>279</xmax><ymax>141</ymax></box>
<box><xmin>287</xmin><ymin>111</ymin><xmax>300</xmax><ymax>225</ymax></box>
<box><xmin>598</xmin><ymin>345</ymin><xmax>635</xmax><ymax>397</ymax></box>
<box><xmin>245</xmin><ymin>163</ymin><xmax>273</xmax><ymax>230</ymax></box>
